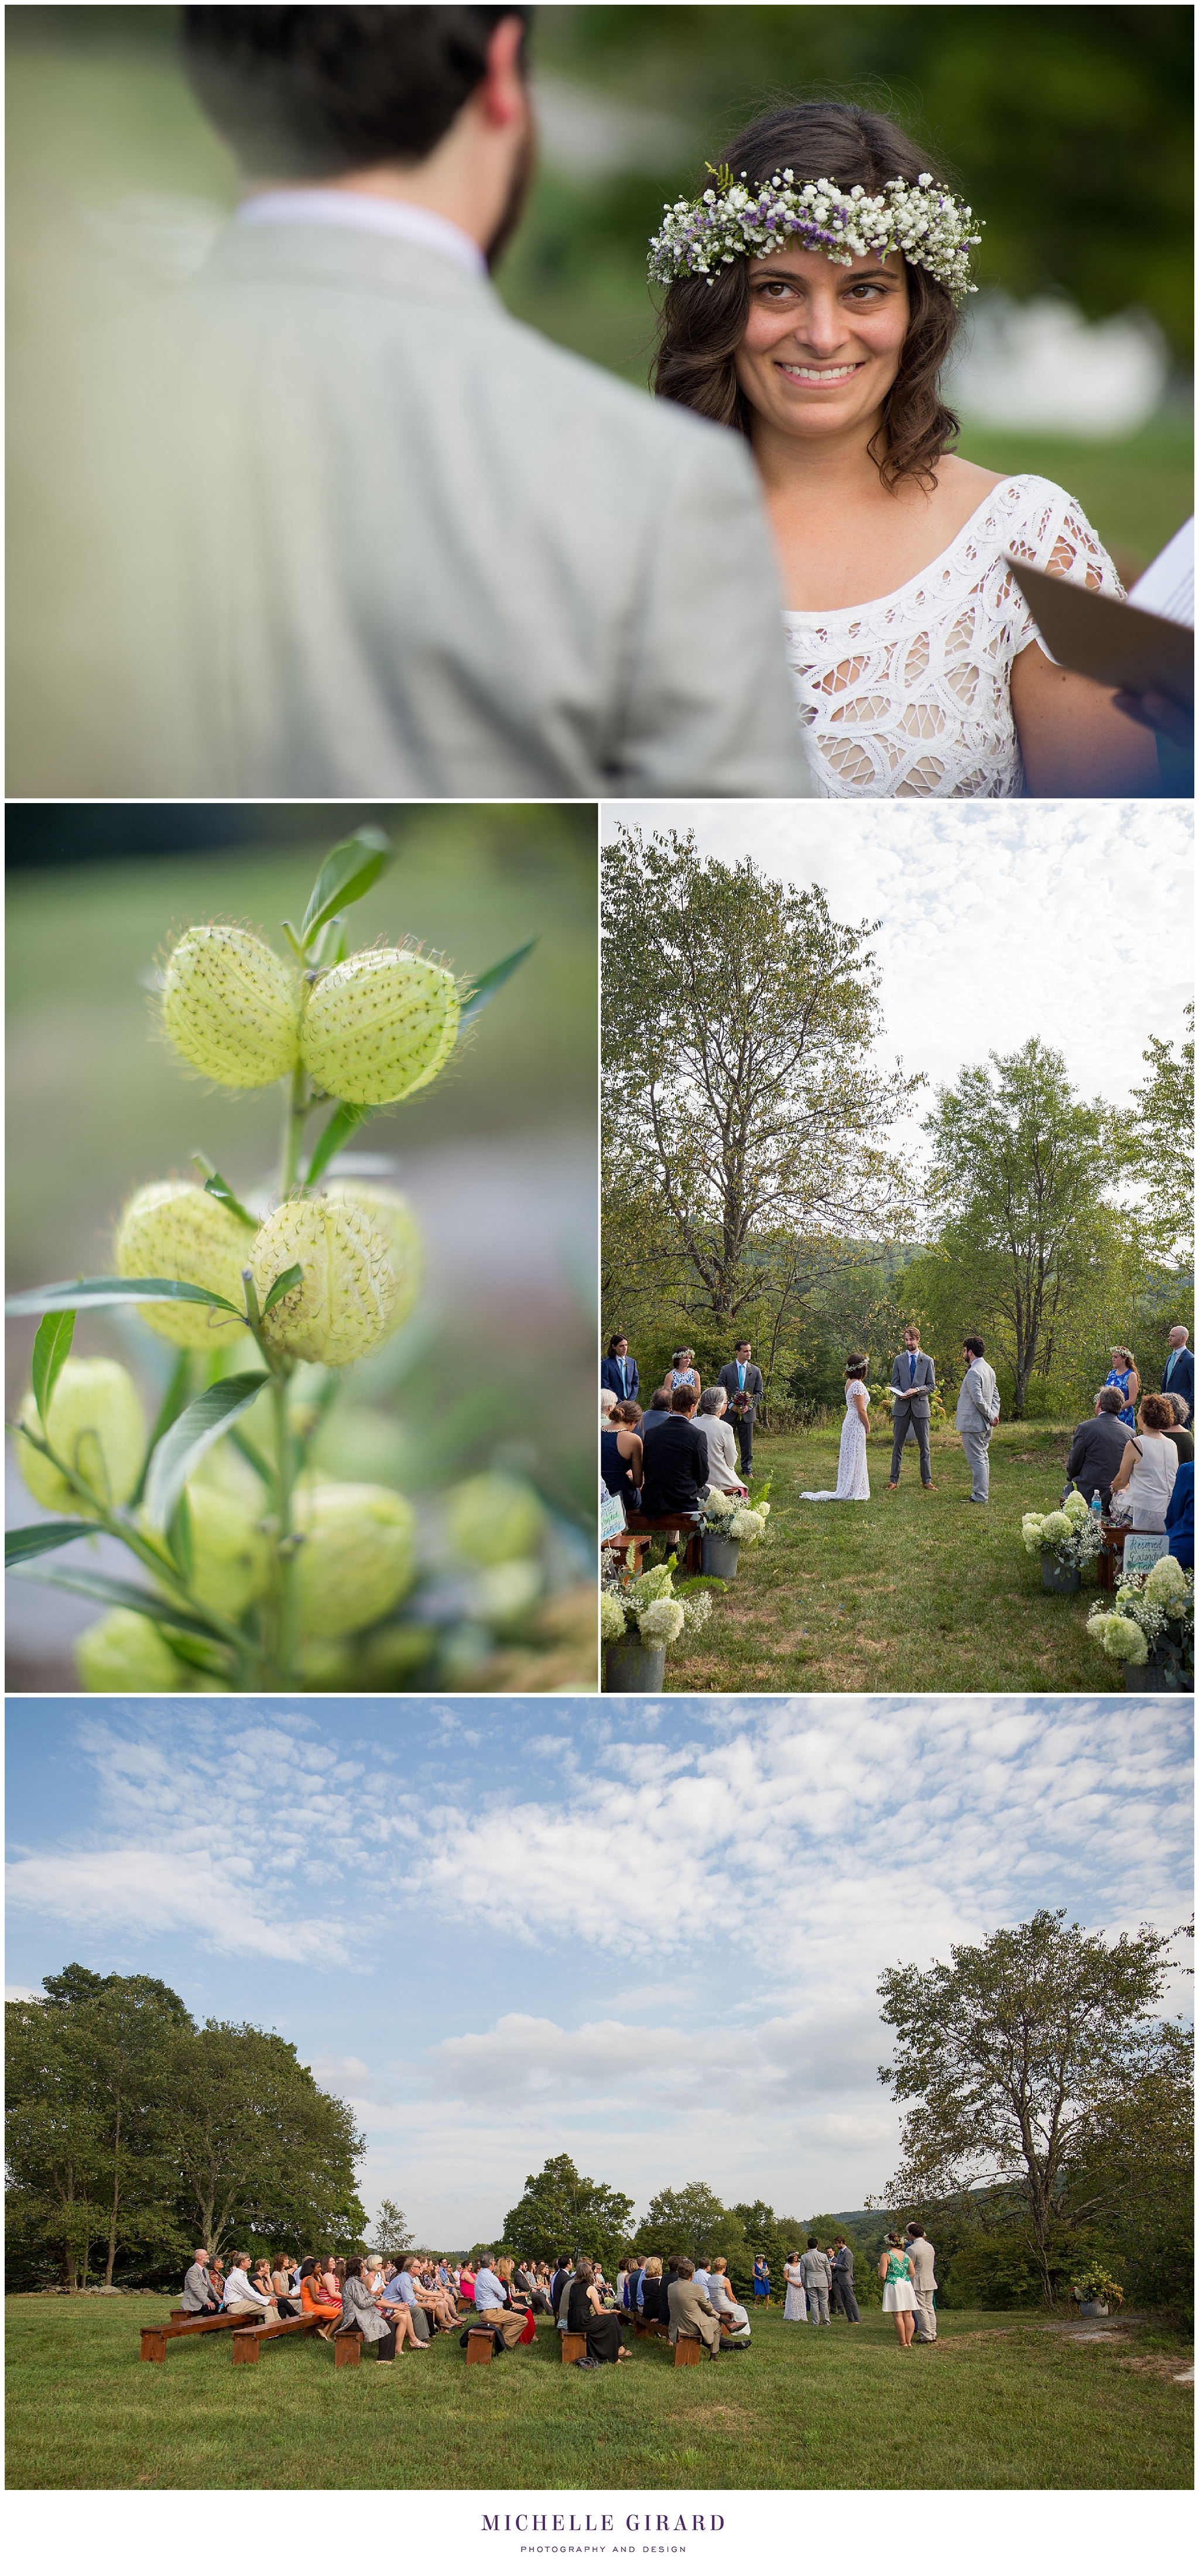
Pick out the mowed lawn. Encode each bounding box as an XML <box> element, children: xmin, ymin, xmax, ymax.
<box><xmin>671</xmin><ymin>1422</ymin><xmax>1118</xmax><ymax>1695</ymax></box>
<box><xmin>5</xmin><ymin>2298</ymin><xmax>1191</xmax><ymax>2491</ymax></box>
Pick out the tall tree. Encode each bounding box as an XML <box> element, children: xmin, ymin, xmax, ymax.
<box><xmin>921</xmin><ymin>1039</ymin><xmax>1125</xmax><ymax>1415</ymax></box>
<box><xmin>5</xmin><ymin>1997</ymin><xmax>111</xmax><ymax>2290</ymax></box>
<box><xmin>878</xmin><ymin>1907</ymin><xmax>1173</xmax><ymax>2303</ymax></box>
<box><xmin>372</xmin><ymin>2197</ymin><xmax>413</xmax><ymax>2257</ymax></box>
<box><xmin>165</xmin><ymin>2022</ymin><xmax>366</xmax><ymax>2259</ymax></box>
<box><xmin>602</xmin><ymin>828</ymin><xmax>918</xmax><ymax>1356</ymax></box>
<box><xmin>640</xmin><ymin>2181</ymin><xmax>742</xmax><ymax>2263</ymax></box>
<box><xmin>1119</xmin><ymin>1002</ymin><xmax>1194</xmax><ymax>1264</ymax></box>
<box><xmin>503</xmin><ymin>2152</ymin><xmax>633</xmax><ymax>2270</ymax></box>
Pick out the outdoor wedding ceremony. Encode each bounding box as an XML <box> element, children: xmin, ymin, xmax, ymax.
<box><xmin>4</xmin><ymin>1688</ymin><xmax>1193</xmax><ymax>2491</ymax></box>
<box><xmin>600</xmin><ymin>801</ymin><xmax>1194</xmax><ymax>1696</ymax></box>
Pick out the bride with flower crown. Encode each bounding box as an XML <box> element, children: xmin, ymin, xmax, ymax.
<box><xmin>648</xmin><ymin>102</ymin><xmax>1159</xmax><ymax>799</ymax></box>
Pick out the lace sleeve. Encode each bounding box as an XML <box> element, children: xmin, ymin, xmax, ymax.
<box><xmin>1003</xmin><ymin>482</ymin><xmax>1125</xmax><ymax>660</ymax></box>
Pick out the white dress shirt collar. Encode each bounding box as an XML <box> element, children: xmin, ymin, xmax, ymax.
<box><xmin>236</xmin><ymin>188</ymin><xmax>486</xmax><ymax>277</ymax></box>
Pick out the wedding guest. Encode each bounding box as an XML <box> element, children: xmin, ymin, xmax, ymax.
<box><xmin>878</xmin><ymin>2235</ymin><xmax>919</xmax><ymax>2347</ymax></box>
<box><xmin>830</xmin><ymin>2238</ymin><xmax>860</xmax><ymax>2322</ymax></box>
<box><xmin>639</xmin><ymin>1385</ymin><xmax>711</xmax><ymax>1518</ymax></box>
<box><xmin>752</xmin><ymin>2256</ymin><xmax>771</xmax><ymax>2305</ymax></box>
<box><xmin>602</xmin><ymin>1400</ymin><xmax>644</xmax><ymax>1508</ymax></box>
<box><xmin>1104</xmin><ymin>1347</ymin><xmax>1140</xmax><ymax>1428</ymax></box>
<box><xmin>717</xmin><ymin>1342</ymin><xmax>763</xmax><ymax>1474</ymax></box>
<box><xmin>638</xmin><ymin>1387</ymin><xmax>674</xmax><ymax>1440</ymax></box>
<box><xmin>1163</xmin><ymin>1394</ymin><xmax>1194</xmax><ymax>1466</ymax></box>
<box><xmin>180</xmin><ymin>2249</ymin><xmax>221</xmax><ymax>2316</ymax></box>
<box><xmin>567</xmin><ymin>2259</ymin><xmax>629</xmax><ymax>2365</ymax></box>
<box><xmin>707</xmin><ymin>2261</ymin><xmax>751</xmax><ymax>2344</ymax></box>
<box><xmin>337</xmin><ymin>2258</ymin><xmax>399</xmax><ymax>2362</ymax></box>
<box><xmin>666</xmin><ymin>2258</ymin><xmax>721</xmax><ymax>2359</ymax></box>
<box><xmin>1065</xmin><ymin>1388</ymin><xmax>1133</xmax><ymax>1509</ymax></box>
<box><xmin>300</xmin><ymin>2258</ymin><xmax>341</xmax><ymax>2339</ymax></box>
<box><xmin>667</xmin><ymin>1350</ymin><xmax>701</xmax><ymax>1394</ymax></box>
<box><xmin>650</xmin><ymin>100</ymin><xmax>1157</xmax><ymax>801</ymax></box>
<box><xmin>222</xmin><ymin>2252</ymin><xmax>278</xmax><ymax>2326</ymax></box>
<box><xmin>601</xmin><ymin>1336</ymin><xmax>639</xmax><ymax>1404</ymax></box>
<box><xmin>1160</xmin><ymin>1326</ymin><xmax>1194</xmax><ymax>1411</ymax></box>
<box><xmin>637</xmin><ymin>2257</ymin><xmax>665</xmax><ymax>2324</ymax></box>
<box><xmin>600</xmin><ymin>1389</ymin><xmax>616</xmax><ymax>1426</ymax></box>
<box><xmin>1109</xmin><ymin>1395</ymin><xmax>1179</xmax><ymax>1529</ymax></box>
<box><xmin>696</xmin><ymin>1387</ymin><xmax>747</xmax><ymax>1492</ymax></box>
<box><xmin>1163</xmin><ymin>1462</ymin><xmax>1194</xmax><ymax>1569</ymax></box>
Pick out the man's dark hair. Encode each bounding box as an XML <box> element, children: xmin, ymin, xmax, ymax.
<box><xmin>676</xmin><ymin>2256</ymin><xmax>695</xmax><ymax>2279</ymax></box>
<box><xmin>181</xmin><ymin>8</ymin><xmax>529</xmax><ymax>178</ymax></box>
<box><xmin>607</xmin><ymin>1331</ymin><xmax>629</xmax><ymax>1354</ymax></box>
<box><xmin>735</xmin><ymin>1340</ymin><xmax>751</xmax><ymax>1354</ymax></box>
<box><xmin>806</xmin><ymin>2235</ymin><xmax>818</xmax><ymax>2248</ymax></box>
<box><xmin>963</xmin><ymin>1335</ymin><xmax>986</xmax><ymax>1358</ymax></box>
<box><xmin>1097</xmin><ymin>1387</ymin><xmax>1124</xmax><ymax>1415</ymax></box>
<box><xmin>670</xmin><ymin>1385</ymin><xmax>697</xmax><ymax>1412</ymax></box>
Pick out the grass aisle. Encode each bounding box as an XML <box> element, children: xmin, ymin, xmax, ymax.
<box><xmin>672</xmin><ymin>1423</ymin><xmax>1112</xmax><ymax>1695</ymax></box>
<box><xmin>5</xmin><ymin>2299</ymin><xmax>1190</xmax><ymax>2491</ymax></box>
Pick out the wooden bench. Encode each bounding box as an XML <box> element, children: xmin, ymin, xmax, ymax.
<box><xmin>1098</xmin><ymin>1521</ymin><xmax>1165</xmax><ymax>1591</ymax></box>
<box><xmin>465</xmin><ymin>2328</ymin><xmax>495</xmax><ymax>2366</ymax></box>
<box><xmin>140</xmin><ymin>2314</ymin><xmax>253</xmax><ymax>2364</ymax></box>
<box><xmin>231</xmin><ymin>2317</ymin><xmax>319</xmax><ymax>2365</ymax></box>
<box><xmin>334</xmin><ymin>2328</ymin><xmax>364</xmax><ymax>2368</ymax></box>
<box><xmin>624</xmin><ymin>1512</ymin><xmax>703</xmax><ymax>1575</ymax></box>
<box><xmin>561</xmin><ymin>2331</ymin><xmax>587</xmax><ymax>2364</ymax></box>
<box><xmin>601</xmin><ymin>1532</ymin><xmax>648</xmax><ymax>1575</ymax></box>
<box><xmin>673</xmin><ymin>2333</ymin><xmax>704</xmax><ymax>2367</ymax></box>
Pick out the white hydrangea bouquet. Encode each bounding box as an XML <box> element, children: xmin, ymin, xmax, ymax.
<box><xmin>1020</xmin><ymin>1491</ymin><xmax>1102</xmax><ymax>1573</ymax></box>
<box><xmin>600</xmin><ymin>1553</ymin><xmax>713</xmax><ymax>1652</ymax></box>
<box><xmin>6</xmin><ymin>829</ymin><xmax>537</xmax><ymax>1692</ymax></box>
<box><xmin>1087</xmin><ymin>1556</ymin><xmax>1194</xmax><ymax>1677</ymax></box>
<box><xmin>699</xmin><ymin>1487</ymin><xmax>770</xmax><ymax>1546</ymax></box>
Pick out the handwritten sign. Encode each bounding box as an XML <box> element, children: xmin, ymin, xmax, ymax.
<box><xmin>1122</xmin><ymin>1532</ymin><xmax>1169</xmax><ymax>1575</ymax></box>
<box><xmin>600</xmin><ymin>1487</ymin><xmax>627</xmax><ymax>1545</ymax></box>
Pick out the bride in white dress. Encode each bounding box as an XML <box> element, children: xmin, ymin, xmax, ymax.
<box><xmin>649</xmin><ymin>104</ymin><xmax>1159</xmax><ymax>801</ymax></box>
<box><xmin>800</xmin><ymin>1358</ymin><xmax>871</xmax><ymax>1503</ymax></box>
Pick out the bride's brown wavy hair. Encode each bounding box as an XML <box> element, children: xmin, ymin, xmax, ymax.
<box><xmin>652</xmin><ymin>102</ymin><xmax>962</xmax><ymax>492</ymax></box>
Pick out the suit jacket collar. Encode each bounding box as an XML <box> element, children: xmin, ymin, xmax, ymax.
<box><xmin>196</xmin><ymin>219</ymin><xmax>501</xmax><ymax>314</ymax></box>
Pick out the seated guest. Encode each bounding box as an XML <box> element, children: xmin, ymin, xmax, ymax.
<box><xmin>336</xmin><ymin>2258</ymin><xmax>400</xmax><ymax>2363</ymax></box>
<box><xmin>550</xmin><ymin>2256</ymin><xmax>573</xmax><ymax>2328</ymax></box>
<box><xmin>666</xmin><ymin>2256</ymin><xmax>721</xmax><ymax>2358</ymax></box>
<box><xmin>638</xmin><ymin>1387</ymin><xmax>674</xmax><ymax>1441</ymax></box>
<box><xmin>1065</xmin><ymin>1388</ymin><xmax>1132</xmax><ymax>1510</ymax></box>
<box><xmin>602</xmin><ymin>1401</ymin><xmax>644</xmax><ymax>1507</ymax></box>
<box><xmin>207</xmin><ymin>2256</ymin><xmax>225</xmax><ymax>2304</ymax></box>
<box><xmin>1163</xmin><ymin>1393</ymin><xmax>1195</xmax><ymax>1466</ymax></box>
<box><xmin>640</xmin><ymin>1385</ymin><xmax>711</xmax><ymax>1519</ymax></box>
<box><xmin>707</xmin><ymin>2259</ymin><xmax>751</xmax><ymax>2344</ymax></box>
<box><xmin>459</xmin><ymin>2261</ymin><xmax>477</xmax><ymax>2305</ymax></box>
<box><xmin>269</xmin><ymin>2256</ymin><xmax>300</xmax><ymax>2315</ymax></box>
<box><xmin>378</xmin><ymin>2266</ymin><xmax>431</xmax><ymax>2352</ymax></box>
<box><xmin>1109</xmin><ymin>1394</ymin><xmax>1179</xmax><ymax>1529</ymax></box>
<box><xmin>251</xmin><ymin>2259</ymin><xmax>276</xmax><ymax>2306</ymax></box>
<box><xmin>299</xmin><ymin>2258</ymin><xmax>342</xmax><ymax>2340</ymax></box>
<box><xmin>566</xmin><ymin>2259</ymin><xmax>629</xmax><ymax>2365</ymax></box>
<box><xmin>180</xmin><ymin>2248</ymin><xmax>220</xmax><ymax>2315</ymax></box>
<box><xmin>636</xmin><ymin>2256</ymin><xmax>664</xmax><ymax>2323</ymax></box>
<box><xmin>388</xmin><ymin>2256</ymin><xmax>431</xmax><ymax>2341</ymax></box>
<box><xmin>1163</xmin><ymin>1460</ymin><xmax>1194</xmax><ymax>1569</ymax></box>
<box><xmin>601</xmin><ymin>1336</ymin><xmax>639</xmax><ymax>1404</ymax></box>
<box><xmin>600</xmin><ymin>1390</ymin><xmax>616</xmax><ymax>1429</ymax></box>
<box><xmin>472</xmin><ymin>2252</ymin><xmax>529</xmax><ymax>2350</ymax></box>
<box><xmin>222</xmin><ymin>2252</ymin><xmax>279</xmax><ymax>2326</ymax></box>
<box><xmin>696</xmin><ymin>1388</ymin><xmax>746</xmax><ymax>1493</ymax></box>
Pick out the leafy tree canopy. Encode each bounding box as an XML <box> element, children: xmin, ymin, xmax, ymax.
<box><xmin>503</xmin><ymin>2152</ymin><xmax>634</xmax><ymax>2272</ymax></box>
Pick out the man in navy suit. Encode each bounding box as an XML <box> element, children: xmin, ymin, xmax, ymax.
<box><xmin>1160</xmin><ymin>1326</ymin><xmax>1194</xmax><ymax>1412</ymax></box>
<box><xmin>718</xmin><ymin>1342</ymin><xmax>763</xmax><ymax>1474</ymax></box>
<box><xmin>601</xmin><ymin>1335</ymin><xmax>639</xmax><ymax>1404</ymax></box>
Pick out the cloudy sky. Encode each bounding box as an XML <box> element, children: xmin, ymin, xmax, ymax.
<box><xmin>7</xmin><ymin>1690</ymin><xmax>1192</xmax><ymax>2246</ymax></box>
<box><xmin>603</xmin><ymin>800</ymin><xmax>1193</xmax><ymax>1160</ymax></box>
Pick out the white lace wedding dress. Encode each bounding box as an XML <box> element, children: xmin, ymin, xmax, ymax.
<box><xmin>781</xmin><ymin>475</ymin><xmax>1123</xmax><ymax>797</ymax></box>
<box><xmin>800</xmin><ymin>1385</ymin><xmax>871</xmax><ymax>1503</ymax></box>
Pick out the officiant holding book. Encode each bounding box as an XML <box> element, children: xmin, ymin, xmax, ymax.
<box><xmin>888</xmin><ymin>1329</ymin><xmax>936</xmax><ymax>1491</ymax></box>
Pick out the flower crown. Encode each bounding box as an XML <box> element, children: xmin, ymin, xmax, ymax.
<box><xmin>648</xmin><ymin>167</ymin><xmax>981</xmax><ymax>302</ymax></box>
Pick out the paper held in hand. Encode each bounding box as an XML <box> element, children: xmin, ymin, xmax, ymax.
<box><xmin>1006</xmin><ymin>518</ymin><xmax>1194</xmax><ymax>708</ymax></box>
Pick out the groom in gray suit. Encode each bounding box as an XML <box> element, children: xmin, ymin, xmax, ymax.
<box><xmin>888</xmin><ymin>1327</ymin><xmax>936</xmax><ymax>1491</ymax></box>
<box><xmin>49</xmin><ymin>6</ymin><xmax>812</xmax><ymax>801</ymax></box>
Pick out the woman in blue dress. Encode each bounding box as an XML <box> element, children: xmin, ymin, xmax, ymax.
<box><xmin>1104</xmin><ymin>1345</ymin><xmax>1140</xmax><ymax>1429</ymax></box>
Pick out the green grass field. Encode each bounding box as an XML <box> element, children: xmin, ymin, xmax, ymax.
<box><xmin>667</xmin><ymin>1421</ymin><xmax>1123</xmax><ymax>1695</ymax></box>
<box><xmin>5</xmin><ymin>2297</ymin><xmax>1190</xmax><ymax>2492</ymax></box>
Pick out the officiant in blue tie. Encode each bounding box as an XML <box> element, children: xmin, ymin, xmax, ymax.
<box><xmin>601</xmin><ymin>1334</ymin><xmax>639</xmax><ymax>1405</ymax></box>
<box><xmin>718</xmin><ymin>1342</ymin><xmax>764</xmax><ymax>1475</ymax></box>
<box><xmin>1160</xmin><ymin>1326</ymin><xmax>1194</xmax><ymax>1413</ymax></box>
<box><xmin>888</xmin><ymin>1327</ymin><xmax>937</xmax><ymax>1491</ymax></box>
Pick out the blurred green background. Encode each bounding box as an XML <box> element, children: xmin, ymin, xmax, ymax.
<box><xmin>5</xmin><ymin>803</ymin><xmax>598</xmax><ymax>1687</ymax></box>
<box><xmin>6</xmin><ymin>1</ymin><xmax>1193</xmax><ymax>600</ymax></box>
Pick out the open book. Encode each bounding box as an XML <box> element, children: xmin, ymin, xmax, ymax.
<box><xmin>1006</xmin><ymin>518</ymin><xmax>1194</xmax><ymax>708</ymax></box>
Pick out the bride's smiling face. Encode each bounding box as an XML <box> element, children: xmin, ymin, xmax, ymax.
<box><xmin>735</xmin><ymin>243</ymin><xmax>910</xmax><ymax>442</ymax></box>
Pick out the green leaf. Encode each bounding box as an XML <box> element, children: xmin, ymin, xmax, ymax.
<box><xmin>5</xmin><ymin>1520</ymin><xmax>98</xmax><ymax>1567</ymax></box>
<box><xmin>458</xmin><ymin>937</ymin><xmax>538</xmax><ymax>1029</ymax></box>
<box><xmin>5</xmin><ymin>1277</ymin><xmax>245</xmax><ymax>1319</ymax></box>
<box><xmin>300</xmin><ymin>828</ymin><xmax>392</xmax><ymax>946</ymax></box>
<box><xmin>131</xmin><ymin>1350</ymin><xmax>196</xmax><ymax>1510</ymax></box>
<box><xmin>261</xmin><ymin>1263</ymin><xmax>303</xmax><ymax>1319</ymax></box>
<box><xmin>10</xmin><ymin>1563</ymin><xmax>229</xmax><ymax>1643</ymax></box>
<box><xmin>31</xmin><ymin>1309</ymin><xmax>76</xmax><ymax>1426</ymax></box>
<box><xmin>304</xmin><ymin>1101</ymin><xmax>370</xmax><ymax>1189</ymax></box>
<box><xmin>166</xmin><ymin>1486</ymin><xmax>194</xmax><ymax>1583</ymax></box>
<box><xmin>143</xmin><ymin>1372</ymin><xmax>270</xmax><ymax>1531</ymax></box>
<box><xmin>191</xmin><ymin>1157</ymin><xmax>259</xmax><ymax>1230</ymax></box>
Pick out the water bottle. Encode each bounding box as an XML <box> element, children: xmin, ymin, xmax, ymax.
<box><xmin>1090</xmin><ymin>1492</ymin><xmax>1102</xmax><ymax>1521</ymax></box>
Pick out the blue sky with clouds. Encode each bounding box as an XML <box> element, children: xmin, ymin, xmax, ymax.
<box><xmin>6</xmin><ymin>1692</ymin><xmax>1192</xmax><ymax>2246</ymax></box>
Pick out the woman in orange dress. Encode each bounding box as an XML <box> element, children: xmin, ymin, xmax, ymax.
<box><xmin>299</xmin><ymin>2258</ymin><xmax>342</xmax><ymax>2341</ymax></box>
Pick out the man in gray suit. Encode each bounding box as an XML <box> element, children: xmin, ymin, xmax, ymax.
<box><xmin>905</xmin><ymin>2225</ymin><xmax>937</xmax><ymax>2343</ymax></box>
<box><xmin>830</xmin><ymin>2238</ymin><xmax>860</xmax><ymax>2322</ymax></box>
<box><xmin>666</xmin><ymin>2258</ymin><xmax>722</xmax><ymax>2358</ymax></box>
<box><xmin>718</xmin><ymin>1343</ymin><xmax>764</xmax><ymax>1476</ymax></box>
<box><xmin>180</xmin><ymin>2249</ymin><xmax>221</xmax><ymax>2314</ymax></box>
<box><xmin>888</xmin><ymin>1326</ymin><xmax>936</xmax><ymax>1492</ymax></box>
<box><xmin>957</xmin><ymin>1337</ymin><xmax>1001</xmax><ymax>1504</ymax></box>
<box><xmin>60</xmin><ymin>6</ymin><xmax>812</xmax><ymax>800</ymax></box>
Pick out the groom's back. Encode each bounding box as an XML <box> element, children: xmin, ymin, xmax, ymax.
<box><xmin>78</xmin><ymin>222</ymin><xmax>804</xmax><ymax>798</ymax></box>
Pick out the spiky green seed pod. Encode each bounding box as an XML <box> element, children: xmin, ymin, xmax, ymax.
<box><xmin>75</xmin><ymin>1610</ymin><xmax>186</xmax><ymax>1693</ymax></box>
<box><xmin>326</xmin><ymin>1181</ymin><xmax>423</xmax><ymax>1336</ymax></box>
<box><xmin>251</xmin><ymin>1195</ymin><xmax>397</xmax><ymax>1367</ymax></box>
<box><xmin>293</xmin><ymin>1481</ymin><xmax>417</xmax><ymax>1637</ymax></box>
<box><xmin>300</xmin><ymin>948</ymin><xmax>460</xmax><ymax>1105</ymax></box>
<box><xmin>162</xmin><ymin>924</ymin><xmax>302</xmax><ymax>1089</ymax></box>
<box><xmin>18</xmin><ymin>1358</ymin><xmax>145</xmax><ymax>1518</ymax></box>
<box><xmin>115</xmin><ymin>1179</ymin><xmax>254</xmax><ymax>1347</ymax></box>
<box><xmin>148</xmin><ymin>1486</ymin><xmax>269</xmax><ymax>1621</ymax></box>
<box><xmin>447</xmin><ymin>1471</ymin><xmax>546</xmax><ymax>1567</ymax></box>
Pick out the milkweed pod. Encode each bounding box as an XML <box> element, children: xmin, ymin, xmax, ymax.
<box><xmin>18</xmin><ymin>1358</ymin><xmax>145</xmax><ymax>1518</ymax></box>
<box><xmin>251</xmin><ymin>1194</ymin><xmax>398</xmax><ymax>1367</ymax></box>
<box><xmin>300</xmin><ymin>948</ymin><xmax>460</xmax><ymax>1105</ymax></box>
<box><xmin>161</xmin><ymin>924</ymin><xmax>302</xmax><ymax>1089</ymax></box>
<box><xmin>325</xmin><ymin>1181</ymin><xmax>423</xmax><ymax>1335</ymax></box>
<box><xmin>446</xmin><ymin>1472</ymin><xmax>546</xmax><ymax>1567</ymax></box>
<box><xmin>75</xmin><ymin>1610</ymin><xmax>186</xmax><ymax>1693</ymax></box>
<box><xmin>293</xmin><ymin>1481</ymin><xmax>417</xmax><ymax>1637</ymax></box>
<box><xmin>115</xmin><ymin>1179</ymin><xmax>254</xmax><ymax>1347</ymax></box>
<box><xmin>149</xmin><ymin>1485</ymin><xmax>270</xmax><ymax>1621</ymax></box>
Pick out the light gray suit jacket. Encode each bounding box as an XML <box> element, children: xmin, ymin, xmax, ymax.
<box><xmin>957</xmin><ymin>1358</ymin><xmax>999</xmax><ymax>1432</ymax></box>
<box><xmin>87</xmin><ymin>224</ymin><xmax>814</xmax><ymax>798</ymax></box>
<box><xmin>890</xmin><ymin>1350</ymin><xmax>936</xmax><ymax>1421</ymax></box>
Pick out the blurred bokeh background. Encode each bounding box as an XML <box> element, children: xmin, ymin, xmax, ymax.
<box><xmin>5</xmin><ymin>802</ymin><xmax>598</xmax><ymax>1692</ymax></box>
<box><xmin>6</xmin><ymin>4</ymin><xmax>1193</xmax><ymax>783</ymax></box>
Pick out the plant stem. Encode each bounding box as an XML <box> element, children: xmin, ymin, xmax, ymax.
<box><xmin>280</xmin><ymin>1062</ymin><xmax>311</xmax><ymax>1196</ymax></box>
<box><xmin>271</xmin><ymin>1375</ymin><xmax>300</xmax><ymax>1685</ymax></box>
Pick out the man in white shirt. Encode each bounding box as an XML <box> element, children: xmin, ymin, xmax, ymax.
<box><xmin>221</xmin><ymin>2255</ymin><xmax>278</xmax><ymax>2324</ymax></box>
<box><xmin>956</xmin><ymin>1336</ymin><xmax>1001</xmax><ymax>1504</ymax></box>
<box><xmin>41</xmin><ymin>7</ymin><xmax>811</xmax><ymax>801</ymax></box>
<box><xmin>471</xmin><ymin>2252</ymin><xmax>526</xmax><ymax>2349</ymax></box>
